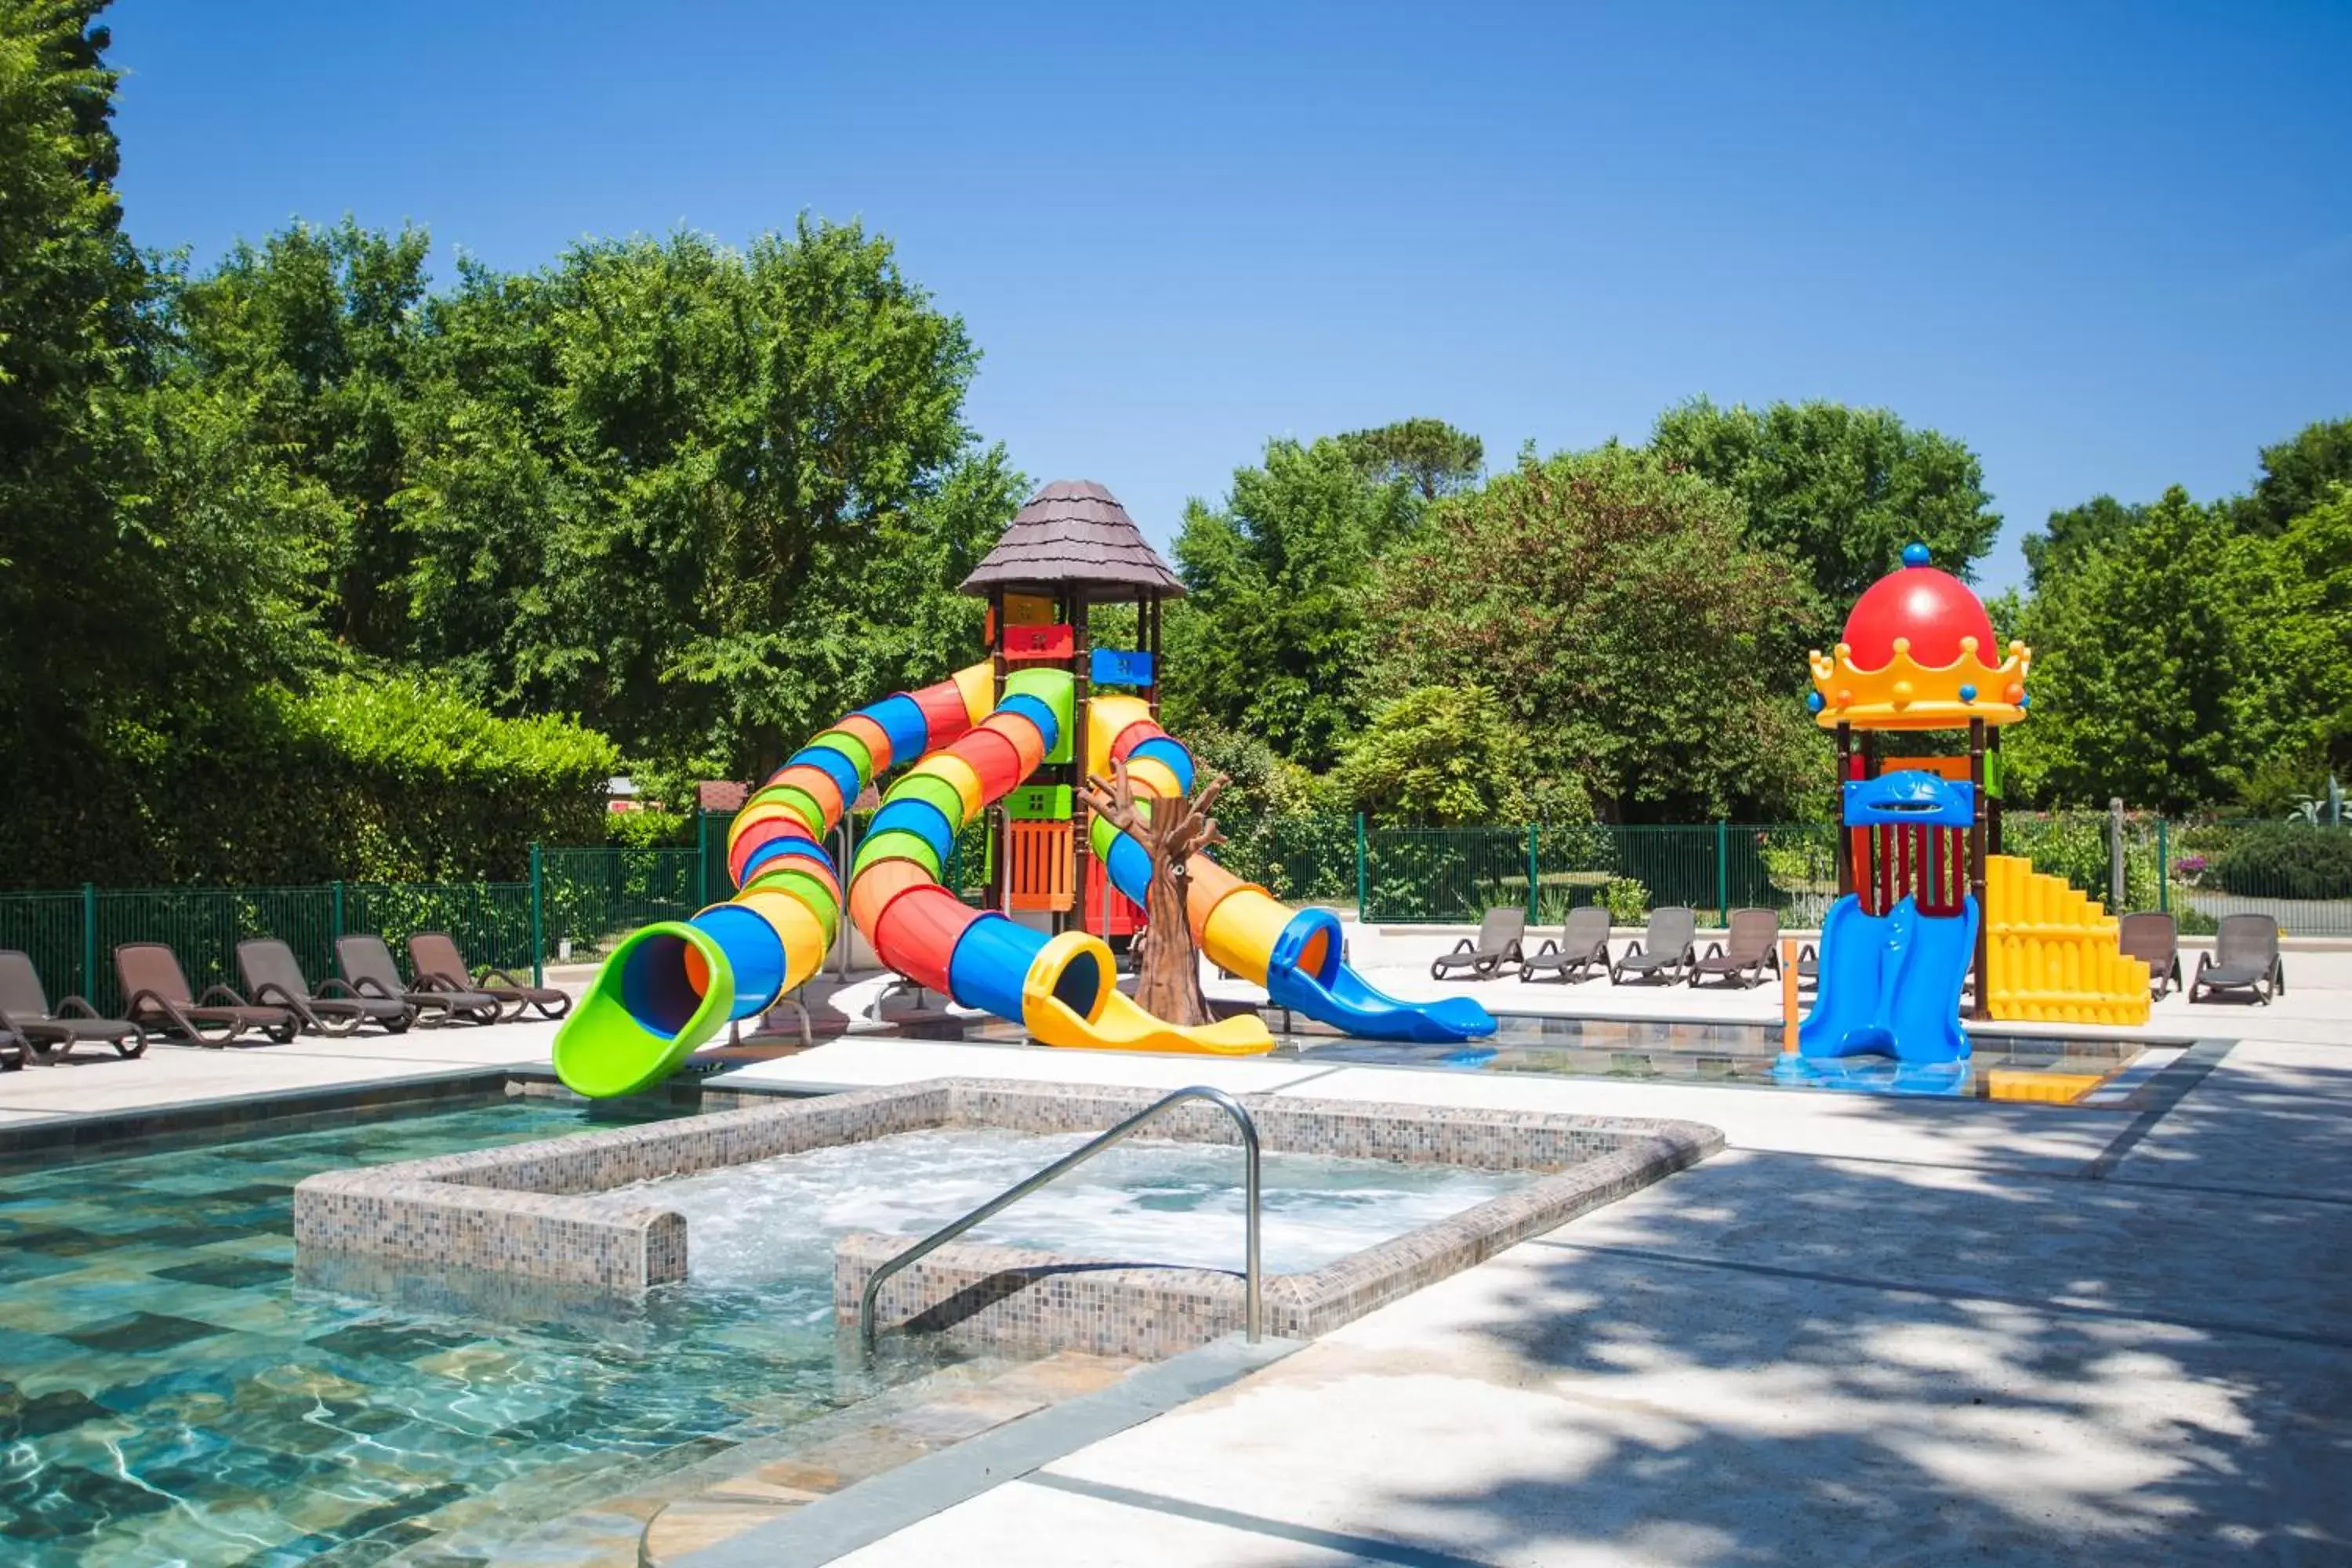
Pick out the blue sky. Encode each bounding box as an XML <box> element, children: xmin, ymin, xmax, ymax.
<box><xmin>107</xmin><ymin>0</ymin><xmax>2349</xmax><ymax>590</ymax></box>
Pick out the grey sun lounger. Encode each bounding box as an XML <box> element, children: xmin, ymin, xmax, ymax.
<box><xmin>1690</xmin><ymin>908</ymin><xmax>1782</xmax><ymax>988</ymax></box>
<box><xmin>408</xmin><ymin>931</ymin><xmax>571</xmax><ymax>1021</ymax></box>
<box><xmin>336</xmin><ymin>935</ymin><xmax>502</xmax><ymax>1025</ymax></box>
<box><xmin>238</xmin><ymin>938</ymin><xmax>412</xmax><ymax>1036</ymax></box>
<box><xmin>1521</xmin><ymin>906</ymin><xmax>1611</xmax><ymax>983</ymax></box>
<box><xmin>1610</xmin><ymin>906</ymin><xmax>1697</xmax><ymax>985</ymax></box>
<box><xmin>2190</xmin><ymin>913</ymin><xmax>2285</xmax><ymax>1004</ymax></box>
<box><xmin>117</xmin><ymin>942</ymin><xmax>298</xmax><ymax>1047</ymax></box>
<box><xmin>0</xmin><ymin>949</ymin><xmax>140</xmax><ymax>1065</ymax></box>
<box><xmin>1430</xmin><ymin>907</ymin><xmax>1526</xmax><ymax>980</ymax></box>
<box><xmin>2119</xmin><ymin>912</ymin><xmax>2183</xmax><ymax>1000</ymax></box>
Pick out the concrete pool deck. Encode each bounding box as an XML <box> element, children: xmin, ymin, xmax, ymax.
<box><xmin>2</xmin><ymin>931</ymin><xmax>2347</xmax><ymax>1564</ymax></box>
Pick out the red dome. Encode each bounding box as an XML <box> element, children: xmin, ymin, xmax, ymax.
<box><xmin>1841</xmin><ymin>554</ymin><xmax>1995</xmax><ymax>670</ymax></box>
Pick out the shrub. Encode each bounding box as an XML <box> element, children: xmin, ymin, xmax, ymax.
<box><xmin>606</xmin><ymin>808</ymin><xmax>692</xmax><ymax>849</ymax></box>
<box><xmin>2211</xmin><ymin>822</ymin><xmax>2352</xmax><ymax>901</ymax></box>
<box><xmin>1600</xmin><ymin>877</ymin><xmax>1650</xmax><ymax>924</ymax></box>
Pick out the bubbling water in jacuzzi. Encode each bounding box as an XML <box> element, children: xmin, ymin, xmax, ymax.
<box><xmin>637</xmin><ymin>1126</ymin><xmax>1526</xmax><ymax>1285</ymax></box>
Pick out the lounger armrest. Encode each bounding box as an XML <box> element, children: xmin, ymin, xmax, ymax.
<box><xmin>124</xmin><ymin>988</ymin><xmax>187</xmax><ymax>1024</ymax></box>
<box><xmin>312</xmin><ymin>978</ymin><xmax>368</xmax><ymax>1002</ymax></box>
<box><xmin>1532</xmin><ymin>938</ymin><xmax>1559</xmax><ymax>957</ymax></box>
<box><xmin>1703</xmin><ymin>941</ymin><xmax>1725</xmax><ymax>960</ymax></box>
<box><xmin>1448</xmin><ymin>938</ymin><xmax>1475</xmax><ymax>955</ymax></box>
<box><xmin>249</xmin><ymin>981</ymin><xmax>303</xmax><ymax>1009</ymax></box>
<box><xmin>347</xmin><ymin>975</ymin><xmax>401</xmax><ymax>1000</ymax></box>
<box><xmin>1624</xmin><ymin>940</ymin><xmax>1645</xmax><ymax>959</ymax></box>
<box><xmin>1798</xmin><ymin>942</ymin><xmax>1817</xmax><ymax>963</ymax></box>
<box><xmin>415</xmin><ymin>969</ymin><xmax>472</xmax><ymax>992</ymax></box>
<box><xmin>479</xmin><ymin>964</ymin><xmax>532</xmax><ymax>989</ymax></box>
<box><xmin>197</xmin><ymin>984</ymin><xmax>249</xmax><ymax>1008</ymax></box>
<box><xmin>53</xmin><ymin>994</ymin><xmax>104</xmax><ymax>1020</ymax></box>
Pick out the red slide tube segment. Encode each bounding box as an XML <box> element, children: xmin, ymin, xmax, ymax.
<box><xmin>1109</xmin><ymin>719</ymin><xmax>1162</xmax><ymax>766</ymax></box>
<box><xmin>991</xmin><ymin>713</ymin><xmax>1048</xmax><ymax>778</ymax></box>
<box><xmin>946</xmin><ymin>727</ymin><xmax>1025</xmax><ymax>800</ymax></box>
<box><xmin>848</xmin><ymin>858</ymin><xmax>933</xmax><ymax>941</ymax></box>
<box><xmin>869</xmin><ymin>884</ymin><xmax>979</xmax><ymax>996</ymax></box>
<box><xmin>913</xmin><ymin>681</ymin><xmax>975</xmax><ymax>751</ymax></box>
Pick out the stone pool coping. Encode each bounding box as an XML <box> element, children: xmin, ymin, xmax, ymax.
<box><xmin>293</xmin><ymin>1076</ymin><xmax>1722</xmax><ymax>1351</ymax></box>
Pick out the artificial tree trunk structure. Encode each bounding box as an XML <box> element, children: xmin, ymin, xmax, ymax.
<box><xmin>1080</xmin><ymin>760</ymin><xmax>1228</xmax><ymax>1028</ymax></box>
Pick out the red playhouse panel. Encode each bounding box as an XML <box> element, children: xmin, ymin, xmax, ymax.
<box><xmin>1080</xmin><ymin>852</ymin><xmax>1144</xmax><ymax>937</ymax></box>
<box><xmin>1001</xmin><ymin>622</ymin><xmax>1076</xmax><ymax>662</ymax></box>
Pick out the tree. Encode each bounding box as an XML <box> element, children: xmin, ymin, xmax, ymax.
<box><xmin>1362</xmin><ymin>445</ymin><xmax>1821</xmax><ymax>821</ymax></box>
<box><xmin>2002</xmin><ymin>488</ymin><xmax>2246</xmax><ymax>812</ymax></box>
<box><xmin>2236</xmin><ymin>416</ymin><xmax>2352</xmax><ymax>533</ymax></box>
<box><xmin>396</xmin><ymin>222</ymin><xmax>1013</xmax><ymax>777</ymax></box>
<box><xmin>1649</xmin><ymin>397</ymin><xmax>2000</xmax><ymax>637</ymax></box>
<box><xmin>1161</xmin><ymin>435</ymin><xmax>1426</xmax><ymax>769</ymax></box>
<box><xmin>1334</xmin><ymin>685</ymin><xmax>1552</xmax><ymax>826</ymax></box>
<box><xmin>1082</xmin><ymin>759</ymin><xmax>1226</xmax><ymax>1026</ymax></box>
<box><xmin>2022</xmin><ymin>495</ymin><xmax>2140</xmax><ymax>591</ymax></box>
<box><xmin>1336</xmin><ymin>417</ymin><xmax>1483</xmax><ymax>499</ymax></box>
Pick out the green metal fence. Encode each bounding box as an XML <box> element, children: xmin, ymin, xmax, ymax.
<box><xmin>0</xmin><ymin>846</ymin><xmax>703</xmax><ymax>1016</ymax></box>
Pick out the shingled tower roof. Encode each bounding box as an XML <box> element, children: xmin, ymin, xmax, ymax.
<box><xmin>959</xmin><ymin>480</ymin><xmax>1185</xmax><ymax>599</ymax></box>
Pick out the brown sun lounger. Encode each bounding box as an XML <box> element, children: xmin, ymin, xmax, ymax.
<box><xmin>0</xmin><ymin>950</ymin><xmax>139</xmax><ymax>1065</ymax></box>
<box><xmin>238</xmin><ymin>938</ymin><xmax>412</xmax><ymax>1036</ymax></box>
<box><xmin>116</xmin><ymin>942</ymin><xmax>297</xmax><ymax>1047</ymax></box>
<box><xmin>2190</xmin><ymin>913</ymin><xmax>2285</xmax><ymax>1004</ymax></box>
<box><xmin>2118</xmin><ymin>912</ymin><xmax>2182</xmax><ymax>999</ymax></box>
<box><xmin>1610</xmin><ymin>906</ymin><xmax>1697</xmax><ymax>985</ymax></box>
<box><xmin>408</xmin><ymin>931</ymin><xmax>571</xmax><ymax>1022</ymax></box>
<box><xmin>1521</xmin><ymin>906</ymin><xmax>1611</xmax><ymax>983</ymax></box>
<box><xmin>336</xmin><ymin>934</ymin><xmax>502</xmax><ymax>1025</ymax></box>
<box><xmin>1430</xmin><ymin>907</ymin><xmax>1526</xmax><ymax>981</ymax></box>
<box><xmin>1690</xmin><ymin>908</ymin><xmax>1782</xmax><ymax>988</ymax></box>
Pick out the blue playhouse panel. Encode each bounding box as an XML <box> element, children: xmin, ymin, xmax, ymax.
<box><xmin>1090</xmin><ymin>648</ymin><xmax>1155</xmax><ymax>688</ymax></box>
<box><xmin>1843</xmin><ymin>771</ymin><xmax>1974</xmax><ymax>828</ymax></box>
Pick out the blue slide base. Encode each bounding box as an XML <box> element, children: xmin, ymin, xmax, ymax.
<box><xmin>1798</xmin><ymin>894</ymin><xmax>1976</xmax><ymax>1065</ymax></box>
<box><xmin>1267</xmin><ymin>960</ymin><xmax>1497</xmax><ymax>1044</ymax></box>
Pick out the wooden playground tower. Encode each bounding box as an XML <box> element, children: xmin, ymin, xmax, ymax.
<box><xmin>958</xmin><ymin>481</ymin><xmax>1184</xmax><ymax>938</ymax></box>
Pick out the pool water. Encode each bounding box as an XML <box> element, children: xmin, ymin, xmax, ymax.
<box><xmin>641</xmin><ymin>1127</ymin><xmax>1528</xmax><ymax>1280</ymax></box>
<box><xmin>0</xmin><ymin>1100</ymin><xmax>967</xmax><ymax>1566</ymax></box>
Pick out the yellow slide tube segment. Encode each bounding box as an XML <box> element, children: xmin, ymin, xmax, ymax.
<box><xmin>1199</xmin><ymin>879</ymin><xmax>1295</xmax><ymax>983</ymax></box>
<box><xmin>734</xmin><ymin>889</ymin><xmax>831</xmax><ymax>996</ymax></box>
<box><xmin>906</xmin><ymin>753</ymin><xmax>985</xmax><ymax>823</ymax></box>
<box><xmin>1020</xmin><ymin>931</ymin><xmax>1272</xmax><ymax>1055</ymax></box>
<box><xmin>953</xmin><ymin>662</ymin><xmax>996</xmax><ymax>728</ymax></box>
<box><xmin>1087</xmin><ymin>695</ymin><xmax>1154</xmax><ymax>782</ymax></box>
<box><xmin>1123</xmin><ymin>755</ymin><xmax>1182</xmax><ymax>801</ymax></box>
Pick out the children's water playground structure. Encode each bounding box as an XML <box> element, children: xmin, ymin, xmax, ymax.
<box><xmin>554</xmin><ymin>481</ymin><xmax>1496</xmax><ymax>1098</ymax></box>
<box><xmin>1791</xmin><ymin>543</ymin><xmax>2152</xmax><ymax>1080</ymax></box>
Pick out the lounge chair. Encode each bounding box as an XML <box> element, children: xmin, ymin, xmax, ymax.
<box><xmin>1430</xmin><ymin>908</ymin><xmax>1526</xmax><ymax>981</ymax></box>
<box><xmin>2118</xmin><ymin>912</ymin><xmax>2182</xmax><ymax>1000</ymax></box>
<box><xmin>116</xmin><ymin>942</ymin><xmax>297</xmax><ymax>1047</ymax></box>
<box><xmin>2190</xmin><ymin>913</ymin><xmax>2285</xmax><ymax>1005</ymax></box>
<box><xmin>1690</xmin><ymin>908</ymin><xmax>1781</xmax><ymax>988</ymax></box>
<box><xmin>238</xmin><ymin>938</ymin><xmax>412</xmax><ymax>1036</ymax></box>
<box><xmin>336</xmin><ymin>935</ymin><xmax>502</xmax><ymax>1025</ymax></box>
<box><xmin>1796</xmin><ymin>942</ymin><xmax>1819</xmax><ymax>991</ymax></box>
<box><xmin>1521</xmin><ymin>906</ymin><xmax>1611</xmax><ymax>984</ymax></box>
<box><xmin>1610</xmin><ymin>906</ymin><xmax>1697</xmax><ymax>985</ymax></box>
<box><xmin>408</xmin><ymin>931</ymin><xmax>572</xmax><ymax>1021</ymax></box>
<box><xmin>0</xmin><ymin>950</ymin><xmax>140</xmax><ymax>1065</ymax></box>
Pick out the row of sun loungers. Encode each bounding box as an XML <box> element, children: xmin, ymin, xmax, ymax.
<box><xmin>0</xmin><ymin>933</ymin><xmax>571</xmax><ymax>1065</ymax></box>
<box><xmin>1436</xmin><ymin>906</ymin><xmax>2285</xmax><ymax>1003</ymax></box>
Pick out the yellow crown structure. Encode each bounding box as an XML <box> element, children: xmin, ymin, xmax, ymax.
<box><xmin>1809</xmin><ymin>636</ymin><xmax>2033</xmax><ymax>731</ymax></box>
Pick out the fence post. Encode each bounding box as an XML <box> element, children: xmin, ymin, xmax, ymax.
<box><xmin>2108</xmin><ymin>797</ymin><xmax>2125</xmax><ymax>909</ymax></box>
<box><xmin>331</xmin><ymin>880</ymin><xmax>345</xmax><ymax>941</ymax></box>
<box><xmin>696</xmin><ymin>810</ymin><xmax>712</xmax><ymax>909</ymax></box>
<box><xmin>80</xmin><ymin>882</ymin><xmax>96</xmax><ymax>1000</ymax></box>
<box><xmin>2157</xmin><ymin>817</ymin><xmax>2169</xmax><ymax>913</ymax></box>
<box><xmin>529</xmin><ymin>843</ymin><xmax>546</xmax><ymax>987</ymax></box>
<box><xmin>1354</xmin><ymin>815</ymin><xmax>1368</xmax><ymax>921</ymax></box>
<box><xmin>1716</xmin><ymin>821</ymin><xmax>1730</xmax><ymax>926</ymax></box>
<box><xmin>1526</xmin><ymin>824</ymin><xmax>1540</xmax><ymax>922</ymax></box>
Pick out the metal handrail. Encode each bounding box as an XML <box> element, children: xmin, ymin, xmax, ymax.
<box><xmin>858</xmin><ymin>1084</ymin><xmax>1261</xmax><ymax>1358</ymax></box>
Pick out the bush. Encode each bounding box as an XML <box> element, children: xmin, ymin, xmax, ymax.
<box><xmin>0</xmin><ymin>673</ymin><xmax>617</xmax><ymax>887</ymax></box>
<box><xmin>1601</xmin><ymin>877</ymin><xmax>1650</xmax><ymax>924</ymax></box>
<box><xmin>607</xmin><ymin>808</ymin><xmax>692</xmax><ymax>849</ymax></box>
<box><xmin>2211</xmin><ymin>822</ymin><xmax>2352</xmax><ymax>901</ymax></box>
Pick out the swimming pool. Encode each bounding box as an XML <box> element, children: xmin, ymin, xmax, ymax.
<box><xmin>0</xmin><ymin>1100</ymin><xmax>976</xmax><ymax>1566</ymax></box>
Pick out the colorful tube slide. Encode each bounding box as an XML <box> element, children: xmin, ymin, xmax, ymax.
<box><xmin>553</xmin><ymin>666</ymin><xmax>1272</xmax><ymax>1098</ymax></box>
<box><xmin>1796</xmin><ymin>894</ymin><xmax>1979</xmax><ymax>1065</ymax></box>
<box><xmin>1079</xmin><ymin>696</ymin><xmax>1497</xmax><ymax>1047</ymax></box>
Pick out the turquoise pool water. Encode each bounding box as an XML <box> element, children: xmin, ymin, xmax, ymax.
<box><xmin>0</xmin><ymin>1099</ymin><xmax>937</xmax><ymax>1566</ymax></box>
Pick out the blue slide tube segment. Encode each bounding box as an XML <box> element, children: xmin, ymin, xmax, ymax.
<box><xmin>738</xmin><ymin>833</ymin><xmax>834</xmax><ymax>886</ymax></box>
<box><xmin>867</xmin><ymin>798</ymin><xmax>956</xmax><ymax>864</ymax></box>
<box><xmin>860</xmin><ymin>695</ymin><xmax>931</xmax><ymax>767</ymax></box>
<box><xmin>786</xmin><ymin>745</ymin><xmax>865</xmax><ymax>807</ymax></box>
<box><xmin>680</xmin><ymin>905</ymin><xmax>786</xmax><ymax>1022</ymax></box>
<box><xmin>1126</xmin><ymin>737</ymin><xmax>1195</xmax><ymax>794</ymax></box>
<box><xmin>945</xmin><ymin>912</ymin><xmax>1048</xmax><ymax>1019</ymax></box>
<box><xmin>996</xmin><ymin>693</ymin><xmax>1062</xmax><ymax>753</ymax></box>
